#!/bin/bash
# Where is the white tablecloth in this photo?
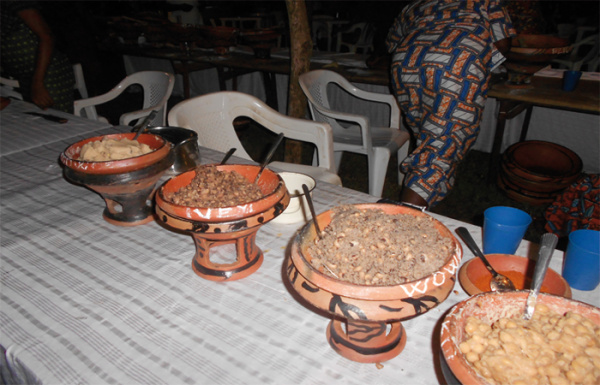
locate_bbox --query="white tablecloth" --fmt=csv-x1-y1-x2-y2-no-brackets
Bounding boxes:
0,100,112,157
1,105,598,384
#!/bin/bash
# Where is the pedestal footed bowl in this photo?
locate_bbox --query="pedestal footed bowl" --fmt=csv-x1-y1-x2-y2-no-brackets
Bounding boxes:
155,164,289,282
286,203,462,363
60,132,173,226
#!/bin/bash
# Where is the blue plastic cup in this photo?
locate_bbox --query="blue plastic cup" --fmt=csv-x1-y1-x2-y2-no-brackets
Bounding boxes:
562,70,582,92
562,229,600,291
483,206,532,255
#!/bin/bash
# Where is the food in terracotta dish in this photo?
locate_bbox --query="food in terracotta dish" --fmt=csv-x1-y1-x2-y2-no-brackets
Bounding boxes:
460,303,600,385
79,137,153,161
165,165,264,207
306,205,453,285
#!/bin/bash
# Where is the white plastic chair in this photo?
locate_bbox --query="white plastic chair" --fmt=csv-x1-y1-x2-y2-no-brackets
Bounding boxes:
553,31,600,72
74,71,174,126
299,69,410,197
336,22,375,54
168,91,342,186
0,63,88,102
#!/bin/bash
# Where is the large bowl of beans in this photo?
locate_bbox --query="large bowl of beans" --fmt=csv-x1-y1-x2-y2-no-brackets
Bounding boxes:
286,203,462,363
441,291,600,385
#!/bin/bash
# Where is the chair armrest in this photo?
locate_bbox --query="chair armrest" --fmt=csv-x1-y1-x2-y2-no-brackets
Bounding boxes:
332,79,402,128
308,102,373,152
120,107,164,127
73,85,128,120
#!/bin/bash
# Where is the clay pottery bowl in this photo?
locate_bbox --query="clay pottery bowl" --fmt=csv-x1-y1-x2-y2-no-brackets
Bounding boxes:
498,140,582,205
503,34,571,85
286,203,463,363
506,34,572,63
459,254,571,297
197,26,239,52
240,28,281,59
440,291,600,385
60,132,173,226
155,164,289,281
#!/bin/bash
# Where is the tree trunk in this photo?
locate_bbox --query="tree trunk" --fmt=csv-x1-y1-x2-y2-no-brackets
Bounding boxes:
284,0,312,163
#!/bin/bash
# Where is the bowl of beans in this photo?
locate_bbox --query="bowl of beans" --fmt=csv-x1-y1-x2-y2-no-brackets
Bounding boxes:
459,254,572,298
155,164,289,281
60,133,173,226
286,203,462,363
440,291,600,385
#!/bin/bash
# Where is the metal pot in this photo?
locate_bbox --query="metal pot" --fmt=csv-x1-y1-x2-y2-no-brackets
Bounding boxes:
146,126,200,175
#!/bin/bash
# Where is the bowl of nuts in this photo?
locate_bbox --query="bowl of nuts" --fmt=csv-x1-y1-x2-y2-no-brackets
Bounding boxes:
60,133,173,226
155,164,289,281
286,203,462,363
440,291,600,385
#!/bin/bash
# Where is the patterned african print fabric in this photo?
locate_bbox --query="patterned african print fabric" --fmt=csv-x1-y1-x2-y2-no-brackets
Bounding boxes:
386,0,515,206
545,174,600,237
1,0,74,113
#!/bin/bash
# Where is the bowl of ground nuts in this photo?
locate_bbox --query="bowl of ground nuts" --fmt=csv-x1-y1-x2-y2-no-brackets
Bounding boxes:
155,164,289,281
440,291,600,385
286,203,462,363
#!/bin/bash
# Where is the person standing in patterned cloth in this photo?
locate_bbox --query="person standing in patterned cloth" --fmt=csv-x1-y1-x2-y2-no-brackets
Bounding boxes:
386,0,516,208
1,0,75,113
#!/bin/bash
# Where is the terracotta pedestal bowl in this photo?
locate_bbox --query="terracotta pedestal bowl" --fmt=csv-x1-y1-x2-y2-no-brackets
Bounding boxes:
286,203,462,363
60,133,173,226
155,164,289,282
441,291,600,385
503,34,572,86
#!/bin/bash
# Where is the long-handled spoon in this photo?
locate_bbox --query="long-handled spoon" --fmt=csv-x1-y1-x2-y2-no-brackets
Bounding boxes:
220,148,236,165
254,133,284,183
302,183,337,278
523,233,558,320
302,183,321,238
456,227,516,291
132,110,158,140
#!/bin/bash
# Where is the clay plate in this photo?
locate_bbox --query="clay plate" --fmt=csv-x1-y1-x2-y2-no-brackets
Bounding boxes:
459,254,571,298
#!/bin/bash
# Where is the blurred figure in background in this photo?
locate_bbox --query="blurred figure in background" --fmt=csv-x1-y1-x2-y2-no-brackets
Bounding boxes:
1,0,74,112
386,0,516,208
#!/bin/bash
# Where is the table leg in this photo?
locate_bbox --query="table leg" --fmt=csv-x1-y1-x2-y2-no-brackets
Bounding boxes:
488,100,531,183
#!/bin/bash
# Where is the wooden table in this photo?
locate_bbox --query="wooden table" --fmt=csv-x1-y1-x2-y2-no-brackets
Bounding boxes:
487,75,600,182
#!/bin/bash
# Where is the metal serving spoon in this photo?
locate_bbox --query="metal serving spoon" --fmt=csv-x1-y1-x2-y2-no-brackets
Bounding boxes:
456,227,516,291
220,148,236,165
132,110,158,140
254,133,284,183
523,233,558,320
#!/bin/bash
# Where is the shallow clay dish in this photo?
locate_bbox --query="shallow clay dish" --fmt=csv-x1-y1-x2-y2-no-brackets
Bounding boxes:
459,254,571,298
440,291,600,385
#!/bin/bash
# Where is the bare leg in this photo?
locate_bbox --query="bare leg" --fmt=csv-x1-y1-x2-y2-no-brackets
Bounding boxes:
400,186,428,209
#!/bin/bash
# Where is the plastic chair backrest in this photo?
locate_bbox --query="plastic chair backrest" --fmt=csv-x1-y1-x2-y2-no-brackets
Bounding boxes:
337,22,375,53
168,91,335,172
298,69,355,133
74,71,174,126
